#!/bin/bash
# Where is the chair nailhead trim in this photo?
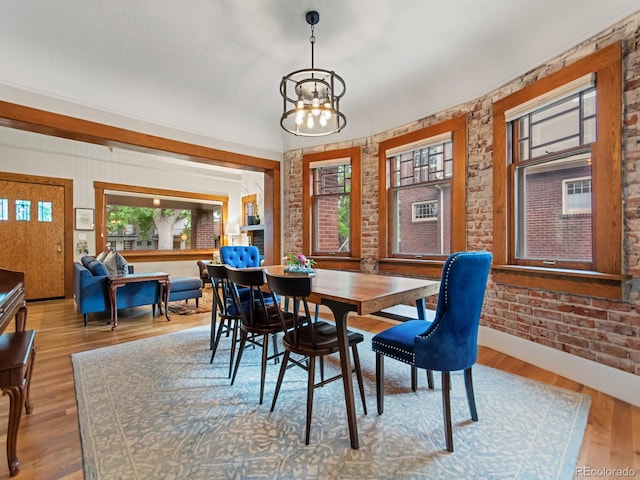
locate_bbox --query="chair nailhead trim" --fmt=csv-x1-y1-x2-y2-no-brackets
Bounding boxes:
372,340,415,365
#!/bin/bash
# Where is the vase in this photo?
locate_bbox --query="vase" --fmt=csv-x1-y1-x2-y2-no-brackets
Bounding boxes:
284,265,315,275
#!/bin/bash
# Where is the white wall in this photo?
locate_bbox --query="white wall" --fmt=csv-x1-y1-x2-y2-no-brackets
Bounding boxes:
0,126,248,276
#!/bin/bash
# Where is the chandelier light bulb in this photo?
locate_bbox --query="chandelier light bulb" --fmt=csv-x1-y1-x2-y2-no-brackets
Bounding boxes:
306,113,315,129
319,114,328,127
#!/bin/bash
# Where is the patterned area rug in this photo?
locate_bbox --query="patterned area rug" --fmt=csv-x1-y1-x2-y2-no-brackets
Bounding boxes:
167,302,212,315
72,326,590,480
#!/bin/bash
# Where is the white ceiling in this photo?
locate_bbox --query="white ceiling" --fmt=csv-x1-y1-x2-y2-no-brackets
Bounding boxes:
1,1,638,158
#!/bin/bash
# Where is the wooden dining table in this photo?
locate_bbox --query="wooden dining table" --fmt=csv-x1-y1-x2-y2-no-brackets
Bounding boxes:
265,266,440,449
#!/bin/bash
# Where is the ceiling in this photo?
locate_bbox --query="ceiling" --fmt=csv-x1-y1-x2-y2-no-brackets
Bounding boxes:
1,1,638,158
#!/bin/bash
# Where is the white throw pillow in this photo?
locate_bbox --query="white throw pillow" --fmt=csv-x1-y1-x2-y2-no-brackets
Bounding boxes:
103,251,129,275
102,251,118,275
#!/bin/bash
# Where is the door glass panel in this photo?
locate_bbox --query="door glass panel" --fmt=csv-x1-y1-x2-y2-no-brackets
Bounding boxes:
38,201,53,222
16,200,30,221
0,198,7,221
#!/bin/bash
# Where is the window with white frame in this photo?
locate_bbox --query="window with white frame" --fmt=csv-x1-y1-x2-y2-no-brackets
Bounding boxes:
412,201,438,222
563,176,592,215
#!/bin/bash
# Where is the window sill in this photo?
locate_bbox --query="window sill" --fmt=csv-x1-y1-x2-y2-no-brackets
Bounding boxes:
119,249,215,263
311,256,362,271
377,258,445,278
491,264,630,300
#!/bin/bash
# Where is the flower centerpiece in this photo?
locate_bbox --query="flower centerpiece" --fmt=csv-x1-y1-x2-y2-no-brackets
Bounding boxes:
284,253,316,274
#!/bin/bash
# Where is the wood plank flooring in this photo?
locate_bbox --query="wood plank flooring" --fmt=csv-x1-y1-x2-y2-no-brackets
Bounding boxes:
0,292,637,479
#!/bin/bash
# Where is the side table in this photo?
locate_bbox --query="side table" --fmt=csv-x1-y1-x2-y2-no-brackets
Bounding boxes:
107,273,171,331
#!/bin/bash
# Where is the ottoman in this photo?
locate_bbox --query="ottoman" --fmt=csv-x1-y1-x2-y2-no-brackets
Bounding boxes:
167,276,203,306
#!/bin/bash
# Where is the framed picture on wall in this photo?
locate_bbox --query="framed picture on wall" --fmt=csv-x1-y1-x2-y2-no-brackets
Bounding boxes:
75,208,94,231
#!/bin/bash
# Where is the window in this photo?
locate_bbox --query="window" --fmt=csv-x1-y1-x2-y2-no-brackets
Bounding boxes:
16,200,30,221
492,42,625,299
95,181,229,259
413,201,438,222
378,116,467,275
314,162,351,253
38,201,53,222
563,176,591,215
0,199,7,221
511,82,595,265
389,136,453,256
302,147,361,267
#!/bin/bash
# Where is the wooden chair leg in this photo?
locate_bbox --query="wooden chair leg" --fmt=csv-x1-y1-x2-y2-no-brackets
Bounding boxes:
230,330,248,386
351,345,367,415
411,366,418,391
442,371,454,452
228,319,240,379
376,353,384,415
305,356,316,445
464,367,478,421
270,351,290,412
209,301,218,350
259,333,270,405
210,316,226,364
427,369,434,390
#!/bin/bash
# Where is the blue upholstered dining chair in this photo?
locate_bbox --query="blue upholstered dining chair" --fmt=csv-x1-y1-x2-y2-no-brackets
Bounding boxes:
220,245,261,268
371,251,492,452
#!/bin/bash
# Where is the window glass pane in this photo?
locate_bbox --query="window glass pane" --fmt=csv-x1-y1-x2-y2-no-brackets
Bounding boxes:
393,183,451,255
38,201,53,222
583,90,596,116
391,141,452,188
515,155,592,262
517,88,596,162
314,194,350,253
583,117,596,144
531,109,580,151
16,200,30,221
106,199,223,251
314,164,351,194
0,198,7,221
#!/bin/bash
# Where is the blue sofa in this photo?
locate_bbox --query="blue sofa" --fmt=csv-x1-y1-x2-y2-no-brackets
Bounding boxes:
73,256,160,326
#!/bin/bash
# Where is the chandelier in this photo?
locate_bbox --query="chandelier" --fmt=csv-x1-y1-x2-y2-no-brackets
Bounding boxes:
280,11,346,137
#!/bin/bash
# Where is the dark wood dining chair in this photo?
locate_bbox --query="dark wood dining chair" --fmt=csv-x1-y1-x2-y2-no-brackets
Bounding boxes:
226,266,288,405
206,263,243,378
372,251,492,452
266,272,367,445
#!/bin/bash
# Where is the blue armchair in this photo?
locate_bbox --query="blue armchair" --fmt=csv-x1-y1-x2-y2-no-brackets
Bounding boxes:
372,251,492,452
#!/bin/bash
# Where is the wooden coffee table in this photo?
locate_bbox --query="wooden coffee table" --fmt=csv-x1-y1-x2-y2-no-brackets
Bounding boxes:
107,272,170,331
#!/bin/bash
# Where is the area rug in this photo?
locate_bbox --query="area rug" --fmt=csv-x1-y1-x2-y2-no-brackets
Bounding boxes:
72,326,590,480
167,302,212,315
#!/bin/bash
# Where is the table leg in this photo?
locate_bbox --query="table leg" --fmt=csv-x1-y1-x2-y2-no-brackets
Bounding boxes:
163,280,171,321
108,284,119,331
322,298,359,450
3,385,25,477
15,305,27,331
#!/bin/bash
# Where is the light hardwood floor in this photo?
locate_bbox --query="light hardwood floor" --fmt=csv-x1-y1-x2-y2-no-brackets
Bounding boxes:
0,293,638,479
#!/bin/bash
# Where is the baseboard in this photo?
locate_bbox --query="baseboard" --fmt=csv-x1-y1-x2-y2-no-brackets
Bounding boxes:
478,326,640,407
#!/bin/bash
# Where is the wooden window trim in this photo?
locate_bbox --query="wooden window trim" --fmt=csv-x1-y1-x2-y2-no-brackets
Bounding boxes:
377,115,467,274
492,41,629,299
95,181,229,263
302,147,362,268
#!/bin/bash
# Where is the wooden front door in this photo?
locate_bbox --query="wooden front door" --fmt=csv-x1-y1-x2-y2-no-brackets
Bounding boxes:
0,179,66,299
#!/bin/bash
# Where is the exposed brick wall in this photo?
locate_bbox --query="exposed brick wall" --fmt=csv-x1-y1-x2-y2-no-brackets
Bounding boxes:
283,11,640,376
